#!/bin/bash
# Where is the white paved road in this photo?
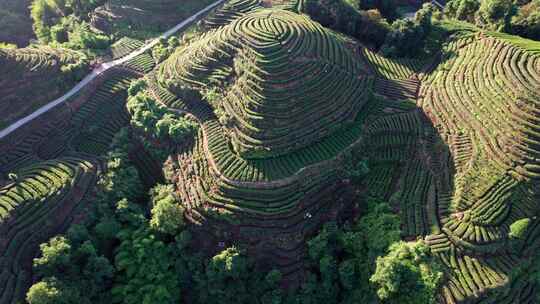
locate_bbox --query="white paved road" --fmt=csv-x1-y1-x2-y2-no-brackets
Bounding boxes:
0,0,224,140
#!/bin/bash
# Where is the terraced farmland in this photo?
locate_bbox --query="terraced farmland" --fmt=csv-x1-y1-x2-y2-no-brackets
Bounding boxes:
415,33,540,303
148,9,371,280
159,10,369,159
91,0,217,39
1,1,540,303
0,46,88,129
203,0,303,28
0,157,98,303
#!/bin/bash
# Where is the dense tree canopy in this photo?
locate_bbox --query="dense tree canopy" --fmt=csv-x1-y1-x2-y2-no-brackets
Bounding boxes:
445,0,539,40
126,88,198,144
31,0,109,49
371,241,443,304
286,199,403,303
149,184,185,235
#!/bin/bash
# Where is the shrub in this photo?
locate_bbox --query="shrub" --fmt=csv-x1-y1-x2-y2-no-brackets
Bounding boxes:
509,218,531,239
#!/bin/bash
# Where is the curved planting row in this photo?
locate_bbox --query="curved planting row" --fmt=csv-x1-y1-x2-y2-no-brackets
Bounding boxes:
70,69,138,156
0,157,97,304
0,46,86,75
361,47,426,79
204,0,304,29
204,0,262,28
159,9,369,158
420,34,540,176
110,37,144,59
0,120,69,174
122,52,155,74
148,75,368,184
416,33,540,303
169,123,355,283
0,46,89,129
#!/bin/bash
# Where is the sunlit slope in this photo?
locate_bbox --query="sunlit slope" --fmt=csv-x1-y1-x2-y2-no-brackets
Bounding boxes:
204,0,303,28
158,9,369,158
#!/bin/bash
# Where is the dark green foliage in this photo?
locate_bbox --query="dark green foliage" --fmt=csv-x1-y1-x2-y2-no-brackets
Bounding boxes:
445,0,481,22
445,0,540,40
358,0,398,21
378,4,435,58
193,247,283,304
476,0,516,30
302,0,390,47
127,89,198,144
289,199,401,303
30,235,114,304
112,226,181,304
382,18,428,58
152,37,180,63
26,278,82,304
149,184,185,235
31,0,110,50
370,241,443,304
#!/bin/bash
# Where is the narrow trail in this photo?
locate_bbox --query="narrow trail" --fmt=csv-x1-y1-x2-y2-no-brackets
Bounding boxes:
0,0,225,140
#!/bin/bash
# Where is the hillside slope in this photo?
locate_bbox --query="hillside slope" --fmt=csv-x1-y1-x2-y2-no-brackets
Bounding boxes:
158,9,368,158
90,0,217,39
416,32,540,302
142,8,372,280
0,0,34,46
0,46,89,129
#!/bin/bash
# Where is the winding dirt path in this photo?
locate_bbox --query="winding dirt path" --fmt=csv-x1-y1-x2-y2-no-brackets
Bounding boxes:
0,0,224,140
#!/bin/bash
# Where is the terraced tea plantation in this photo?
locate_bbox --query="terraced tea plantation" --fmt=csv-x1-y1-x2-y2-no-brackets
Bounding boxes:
0,157,97,303
0,46,89,129
1,0,540,303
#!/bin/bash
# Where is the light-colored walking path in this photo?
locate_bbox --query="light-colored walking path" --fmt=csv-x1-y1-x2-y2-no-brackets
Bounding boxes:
0,0,224,140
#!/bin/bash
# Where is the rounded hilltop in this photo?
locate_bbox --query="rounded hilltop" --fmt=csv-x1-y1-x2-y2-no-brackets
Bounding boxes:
158,9,369,159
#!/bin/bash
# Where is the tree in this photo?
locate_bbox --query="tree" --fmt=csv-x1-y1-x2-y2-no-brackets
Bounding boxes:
26,278,80,304
292,199,401,303
30,235,114,303
509,218,531,239
127,91,198,143
99,156,143,202
370,241,443,304
112,226,181,304
198,246,255,303
510,0,540,40
358,0,398,21
476,0,516,30
381,19,426,58
150,184,185,235
445,0,481,22
302,0,391,48
33,237,72,278
415,3,435,33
